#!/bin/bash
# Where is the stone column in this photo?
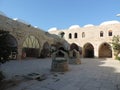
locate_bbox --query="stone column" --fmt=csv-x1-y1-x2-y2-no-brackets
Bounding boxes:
17,41,23,60
94,43,99,58
17,47,22,60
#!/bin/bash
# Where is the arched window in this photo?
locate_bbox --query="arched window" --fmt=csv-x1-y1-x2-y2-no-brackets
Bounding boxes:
23,35,39,48
74,33,77,38
100,31,103,37
69,33,72,39
22,35,40,57
82,32,85,38
108,30,112,36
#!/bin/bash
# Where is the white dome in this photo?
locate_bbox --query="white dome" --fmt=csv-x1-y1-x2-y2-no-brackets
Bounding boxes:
83,24,94,27
48,27,57,32
69,25,80,29
100,20,120,26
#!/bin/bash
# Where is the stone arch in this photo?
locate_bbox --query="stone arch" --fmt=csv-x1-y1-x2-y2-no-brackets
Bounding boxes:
54,42,67,57
43,42,50,50
99,42,112,58
0,32,18,60
22,35,40,58
70,43,79,51
83,43,94,58
57,47,66,57
40,42,50,58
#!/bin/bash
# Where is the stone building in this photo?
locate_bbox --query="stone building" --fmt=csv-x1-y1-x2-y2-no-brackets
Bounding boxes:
0,14,66,60
1,13,120,60
49,22,120,58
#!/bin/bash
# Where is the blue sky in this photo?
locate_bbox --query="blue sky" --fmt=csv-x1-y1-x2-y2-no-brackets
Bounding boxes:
0,0,120,31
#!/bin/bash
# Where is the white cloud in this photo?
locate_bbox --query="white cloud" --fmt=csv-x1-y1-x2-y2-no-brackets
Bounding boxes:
34,26,38,28
69,25,80,29
48,27,57,32
100,20,120,26
83,24,94,27
13,18,18,21
116,14,120,17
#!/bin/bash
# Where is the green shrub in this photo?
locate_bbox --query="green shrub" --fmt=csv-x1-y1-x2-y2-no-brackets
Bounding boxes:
115,56,120,60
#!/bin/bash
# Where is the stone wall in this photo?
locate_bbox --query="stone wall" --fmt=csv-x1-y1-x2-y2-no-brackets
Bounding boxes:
49,24,120,58
0,15,56,59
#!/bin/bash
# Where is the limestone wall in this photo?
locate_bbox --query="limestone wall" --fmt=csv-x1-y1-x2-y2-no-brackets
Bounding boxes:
49,24,120,58
0,15,55,59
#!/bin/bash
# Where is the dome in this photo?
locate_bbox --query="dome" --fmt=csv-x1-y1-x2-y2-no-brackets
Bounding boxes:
100,20,120,26
69,25,80,29
83,24,94,27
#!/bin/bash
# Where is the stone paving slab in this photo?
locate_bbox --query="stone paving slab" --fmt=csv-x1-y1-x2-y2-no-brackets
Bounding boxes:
1,58,120,90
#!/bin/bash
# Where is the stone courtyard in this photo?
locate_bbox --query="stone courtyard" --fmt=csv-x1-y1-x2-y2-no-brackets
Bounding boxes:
1,58,120,90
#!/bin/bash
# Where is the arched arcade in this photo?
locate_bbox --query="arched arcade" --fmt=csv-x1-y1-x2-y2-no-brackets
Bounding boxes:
83,43,94,58
99,42,112,58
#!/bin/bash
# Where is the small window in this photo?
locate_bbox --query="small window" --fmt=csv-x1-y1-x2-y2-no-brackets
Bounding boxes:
82,32,85,38
108,30,112,36
100,31,103,37
59,32,65,38
69,33,72,39
74,33,77,38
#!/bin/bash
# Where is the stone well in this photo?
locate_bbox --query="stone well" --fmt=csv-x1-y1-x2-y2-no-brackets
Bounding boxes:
69,49,81,64
51,50,69,72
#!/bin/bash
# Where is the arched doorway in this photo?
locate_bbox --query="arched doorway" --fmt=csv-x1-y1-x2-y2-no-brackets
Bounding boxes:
83,43,94,58
99,42,112,58
40,42,50,58
70,43,82,56
22,35,40,58
0,32,18,60
70,43,79,51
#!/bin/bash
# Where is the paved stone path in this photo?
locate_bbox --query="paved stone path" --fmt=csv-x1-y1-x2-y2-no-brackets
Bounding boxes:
1,58,120,90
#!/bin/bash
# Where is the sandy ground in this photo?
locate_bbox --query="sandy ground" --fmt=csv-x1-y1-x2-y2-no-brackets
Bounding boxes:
1,58,120,90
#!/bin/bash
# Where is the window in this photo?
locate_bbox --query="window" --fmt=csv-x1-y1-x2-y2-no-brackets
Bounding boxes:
23,35,39,48
74,33,77,38
59,32,65,38
100,31,103,37
69,33,72,39
108,30,112,36
82,32,85,38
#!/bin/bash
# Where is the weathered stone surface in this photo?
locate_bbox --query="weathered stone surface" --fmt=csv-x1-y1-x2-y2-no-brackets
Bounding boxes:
51,59,68,72
49,23,120,58
0,15,66,60
51,50,69,72
24,73,46,81
69,49,81,64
